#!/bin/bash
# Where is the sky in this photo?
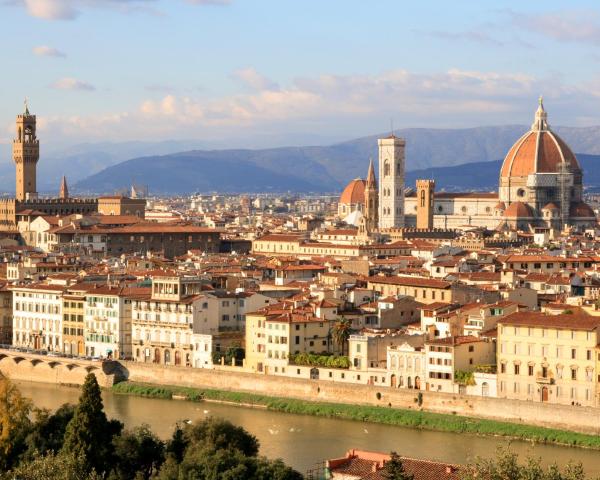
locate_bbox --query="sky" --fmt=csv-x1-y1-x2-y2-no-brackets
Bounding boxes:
2,0,600,149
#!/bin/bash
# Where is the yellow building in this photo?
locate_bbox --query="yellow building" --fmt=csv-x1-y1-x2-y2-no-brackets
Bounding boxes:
367,276,453,304
245,305,335,374
497,312,599,406
62,289,86,356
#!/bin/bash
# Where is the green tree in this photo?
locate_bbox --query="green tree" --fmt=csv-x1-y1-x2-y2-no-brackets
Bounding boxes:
332,317,352,355
1,451,102,480
110,425,165,480
382,452,414,480
61,373,123,475
184,417,259,457
462,447,587,480
22,403,75,461
0,375,33,470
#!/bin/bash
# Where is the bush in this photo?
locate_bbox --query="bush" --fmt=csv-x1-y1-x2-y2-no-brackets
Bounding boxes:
289,353,350,369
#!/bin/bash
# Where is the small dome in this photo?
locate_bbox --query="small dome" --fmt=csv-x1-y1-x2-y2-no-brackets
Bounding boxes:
500,100,581,179
542,202,559,210
339,178,366,205
494,201,506,210
569,202,596,218
504,202,535,218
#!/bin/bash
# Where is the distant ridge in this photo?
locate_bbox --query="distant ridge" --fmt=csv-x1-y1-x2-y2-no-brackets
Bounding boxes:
72,125,600,195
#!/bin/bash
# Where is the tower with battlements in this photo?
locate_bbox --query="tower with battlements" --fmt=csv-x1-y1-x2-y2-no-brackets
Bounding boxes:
416,179,435,229
13,101,39,201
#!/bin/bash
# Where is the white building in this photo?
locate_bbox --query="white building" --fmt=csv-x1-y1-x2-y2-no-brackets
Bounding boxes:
84,285,135,359
12,284,64,352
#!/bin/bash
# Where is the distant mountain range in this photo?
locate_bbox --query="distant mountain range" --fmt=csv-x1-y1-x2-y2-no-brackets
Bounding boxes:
74,125,600,195
3,124,600,195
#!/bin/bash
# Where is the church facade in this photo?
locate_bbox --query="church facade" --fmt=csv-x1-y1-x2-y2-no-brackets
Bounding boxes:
338,100,597,232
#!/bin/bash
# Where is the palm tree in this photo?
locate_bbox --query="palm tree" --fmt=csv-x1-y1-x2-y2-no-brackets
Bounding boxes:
332,317,352,356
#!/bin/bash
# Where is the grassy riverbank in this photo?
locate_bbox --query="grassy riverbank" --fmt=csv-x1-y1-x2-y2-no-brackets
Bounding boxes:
111,381,600,449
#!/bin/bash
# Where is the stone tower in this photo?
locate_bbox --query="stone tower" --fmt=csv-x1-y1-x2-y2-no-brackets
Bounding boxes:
363,158,378,232
378,135,405,229
13,101,39,201
416,179,435,229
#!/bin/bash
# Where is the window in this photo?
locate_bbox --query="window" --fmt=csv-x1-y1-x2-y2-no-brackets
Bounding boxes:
528,365,534,376
571,368,578,381
500,363,506,374
468,345,474,352
514,364,520,375
571,348,577,360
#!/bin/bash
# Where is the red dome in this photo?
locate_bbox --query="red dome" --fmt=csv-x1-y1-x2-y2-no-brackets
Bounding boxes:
504,202,535,218
500,101,581,179
569,202,596,218
339,178,366,205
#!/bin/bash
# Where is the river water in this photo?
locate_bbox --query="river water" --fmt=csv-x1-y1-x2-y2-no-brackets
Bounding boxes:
14,381,600,476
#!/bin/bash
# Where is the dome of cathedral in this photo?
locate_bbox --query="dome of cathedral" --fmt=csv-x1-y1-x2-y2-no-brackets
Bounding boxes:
500,99,581,179
503,201,535,218
339,178,366,205
569,202,596,218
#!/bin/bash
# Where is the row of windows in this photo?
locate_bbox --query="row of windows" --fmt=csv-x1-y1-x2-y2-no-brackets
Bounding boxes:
499,382,592,401
501,325,594,340
500,341,593,359
500,362,594,381
14,302,60,314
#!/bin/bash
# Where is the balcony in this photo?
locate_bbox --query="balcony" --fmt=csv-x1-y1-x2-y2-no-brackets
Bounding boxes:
536,370,554,384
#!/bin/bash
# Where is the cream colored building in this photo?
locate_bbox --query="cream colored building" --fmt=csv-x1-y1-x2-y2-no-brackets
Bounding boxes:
84,285,135,359
497,312,599,406
131,275,203,366
11,284,65,352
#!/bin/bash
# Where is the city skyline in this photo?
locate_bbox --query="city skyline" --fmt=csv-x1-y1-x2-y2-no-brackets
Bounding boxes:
2,0,600,149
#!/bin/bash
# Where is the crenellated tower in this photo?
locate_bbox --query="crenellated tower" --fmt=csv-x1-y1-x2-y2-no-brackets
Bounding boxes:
13,101,39,201
416,179,435,229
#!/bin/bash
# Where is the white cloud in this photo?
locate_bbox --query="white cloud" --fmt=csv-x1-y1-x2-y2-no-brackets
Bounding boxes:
17,67,600,144
15,0,229,20
23,0,78,19
232,68,279,91
33,45,66,57
50,77,96,91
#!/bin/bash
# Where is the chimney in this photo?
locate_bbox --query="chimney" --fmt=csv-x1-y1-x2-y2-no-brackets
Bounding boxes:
446,466,454,474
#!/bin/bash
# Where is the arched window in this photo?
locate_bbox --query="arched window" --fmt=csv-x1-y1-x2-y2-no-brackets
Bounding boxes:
384,160,390,177
420,190,426,207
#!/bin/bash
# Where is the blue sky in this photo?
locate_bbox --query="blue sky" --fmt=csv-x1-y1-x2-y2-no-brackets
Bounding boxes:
2,0,600,148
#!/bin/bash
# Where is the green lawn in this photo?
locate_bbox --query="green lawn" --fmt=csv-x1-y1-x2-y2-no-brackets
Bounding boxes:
111,381,600,449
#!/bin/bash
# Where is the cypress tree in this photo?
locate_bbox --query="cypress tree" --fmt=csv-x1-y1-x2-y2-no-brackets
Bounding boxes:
61,373,119,475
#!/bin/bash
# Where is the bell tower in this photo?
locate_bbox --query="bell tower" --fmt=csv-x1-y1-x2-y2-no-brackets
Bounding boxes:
416,179,435,229
378,135,405,229
13,100,39,201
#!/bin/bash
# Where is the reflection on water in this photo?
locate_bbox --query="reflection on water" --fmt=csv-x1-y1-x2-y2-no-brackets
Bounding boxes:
14,380,600,475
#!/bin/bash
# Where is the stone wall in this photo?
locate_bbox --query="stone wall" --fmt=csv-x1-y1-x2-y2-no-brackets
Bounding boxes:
121,361,600,435
1,348,598,435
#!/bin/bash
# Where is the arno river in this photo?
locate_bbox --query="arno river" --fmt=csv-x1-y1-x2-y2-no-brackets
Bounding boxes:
15,381,600,476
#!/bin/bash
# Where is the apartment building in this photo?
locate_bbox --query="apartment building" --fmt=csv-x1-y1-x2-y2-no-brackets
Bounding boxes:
12,283,65,351
367,276,453,305
84,285,140,359
131,275,203,366
425,336,496,393
245,305,335,374
386,336,426,389
497,312,600,406
62,287,86,356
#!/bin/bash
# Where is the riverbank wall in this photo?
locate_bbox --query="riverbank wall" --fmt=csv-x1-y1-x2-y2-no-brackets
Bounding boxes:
2,349,599,435
120,361,600,435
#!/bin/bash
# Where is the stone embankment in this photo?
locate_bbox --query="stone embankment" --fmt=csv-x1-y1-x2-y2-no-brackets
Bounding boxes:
1,348,599,435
